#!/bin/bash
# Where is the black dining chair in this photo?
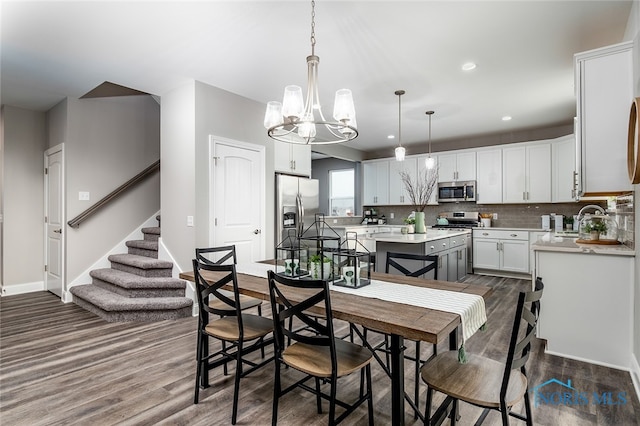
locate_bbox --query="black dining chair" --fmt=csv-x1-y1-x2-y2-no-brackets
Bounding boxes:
196,246,266,365
192,259,273,425
387,251,439,414
267,270,374,426
363,251,439,417
420,277,544,425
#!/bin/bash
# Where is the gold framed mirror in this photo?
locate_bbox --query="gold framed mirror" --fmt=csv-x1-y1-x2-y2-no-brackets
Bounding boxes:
627,97,640,184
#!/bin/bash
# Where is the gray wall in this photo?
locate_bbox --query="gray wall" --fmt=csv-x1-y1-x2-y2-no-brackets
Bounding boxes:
626,0,640,379
311,157,362,216
160,80,275,272
1,106,46,288
42,96,161,296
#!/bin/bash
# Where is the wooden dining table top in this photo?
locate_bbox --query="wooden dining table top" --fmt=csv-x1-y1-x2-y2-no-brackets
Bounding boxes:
179,268,492,345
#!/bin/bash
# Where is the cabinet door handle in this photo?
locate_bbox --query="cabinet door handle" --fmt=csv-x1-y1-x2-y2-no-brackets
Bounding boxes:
458,250,462,260
497,242,500,251
510,234,518,237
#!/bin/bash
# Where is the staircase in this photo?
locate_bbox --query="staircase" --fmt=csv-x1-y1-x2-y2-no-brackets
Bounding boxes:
70,221,192,322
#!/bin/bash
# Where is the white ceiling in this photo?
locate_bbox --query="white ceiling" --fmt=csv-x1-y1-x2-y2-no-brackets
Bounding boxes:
1,1,633,154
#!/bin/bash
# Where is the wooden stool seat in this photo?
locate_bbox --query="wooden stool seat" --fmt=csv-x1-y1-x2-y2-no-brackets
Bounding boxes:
283,338,373,378
205,314,273,341
421,351,527,408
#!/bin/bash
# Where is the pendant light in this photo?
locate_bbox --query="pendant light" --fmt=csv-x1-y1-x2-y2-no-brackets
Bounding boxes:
425,110,436,169
263,0,357,145
394,90,406,161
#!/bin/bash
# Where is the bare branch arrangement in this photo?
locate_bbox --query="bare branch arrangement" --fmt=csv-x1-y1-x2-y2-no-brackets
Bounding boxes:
399,167,439,212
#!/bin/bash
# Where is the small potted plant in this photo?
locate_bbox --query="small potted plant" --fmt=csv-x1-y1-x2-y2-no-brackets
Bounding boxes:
309,254,332,279
584,221,607,240
563,216,574,230
403,217,416,234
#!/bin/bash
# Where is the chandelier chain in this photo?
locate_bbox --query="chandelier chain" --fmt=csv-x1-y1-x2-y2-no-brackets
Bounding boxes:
310,0,316,54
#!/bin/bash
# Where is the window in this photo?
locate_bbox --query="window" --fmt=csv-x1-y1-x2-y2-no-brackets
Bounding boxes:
329,169,355,216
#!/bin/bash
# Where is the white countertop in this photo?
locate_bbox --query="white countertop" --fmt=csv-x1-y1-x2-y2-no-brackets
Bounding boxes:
531,232,635,256
370,229,470,244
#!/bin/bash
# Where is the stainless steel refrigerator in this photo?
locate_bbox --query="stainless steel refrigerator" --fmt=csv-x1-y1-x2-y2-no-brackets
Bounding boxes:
275,174,320,247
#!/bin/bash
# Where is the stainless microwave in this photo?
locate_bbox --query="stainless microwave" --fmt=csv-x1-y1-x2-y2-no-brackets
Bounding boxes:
437,180,476,202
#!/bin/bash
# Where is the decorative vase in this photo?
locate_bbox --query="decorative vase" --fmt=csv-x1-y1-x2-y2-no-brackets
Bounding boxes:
407,224,415,234
414,211,426,234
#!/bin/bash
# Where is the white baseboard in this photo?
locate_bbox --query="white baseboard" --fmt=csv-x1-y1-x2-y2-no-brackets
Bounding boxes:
544,349,630,372
67,211,161,293
157,237,197,317
631,353,640,404
1,281,45,296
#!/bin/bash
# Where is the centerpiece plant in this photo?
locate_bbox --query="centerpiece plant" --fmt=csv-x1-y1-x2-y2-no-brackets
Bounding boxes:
399,167,439,233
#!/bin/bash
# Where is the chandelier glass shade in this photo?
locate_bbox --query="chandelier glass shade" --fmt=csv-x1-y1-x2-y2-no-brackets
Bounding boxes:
263,1,357,145
394,90,406,161
425,110,436,169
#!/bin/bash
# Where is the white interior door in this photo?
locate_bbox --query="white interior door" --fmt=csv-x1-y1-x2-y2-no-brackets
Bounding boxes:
45,145,64,298
211,138,265,265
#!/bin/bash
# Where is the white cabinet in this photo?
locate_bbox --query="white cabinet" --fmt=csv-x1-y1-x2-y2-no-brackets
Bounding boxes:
388,157,416,205
502,142,551,203
416,154,439,205
274,141,311,176
438,151,476,182
475,148,502,204
552,135,578,203
362,160,389,205
575,42,633,196
473,229,529,274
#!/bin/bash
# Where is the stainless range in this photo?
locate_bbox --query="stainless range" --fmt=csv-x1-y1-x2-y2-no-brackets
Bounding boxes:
432,212,479,274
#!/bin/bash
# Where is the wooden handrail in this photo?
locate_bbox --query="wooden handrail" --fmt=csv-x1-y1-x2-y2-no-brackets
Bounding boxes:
67,160,160,228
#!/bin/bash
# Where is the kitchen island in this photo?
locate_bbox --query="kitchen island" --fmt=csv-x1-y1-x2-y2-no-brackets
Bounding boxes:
532,234,634,370
370,229,471,282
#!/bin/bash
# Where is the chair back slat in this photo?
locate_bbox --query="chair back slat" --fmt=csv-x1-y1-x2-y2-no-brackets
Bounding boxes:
192,259,244,322
268,271,337,372
196,245,237,266
385,252,438,279
500,277,544,401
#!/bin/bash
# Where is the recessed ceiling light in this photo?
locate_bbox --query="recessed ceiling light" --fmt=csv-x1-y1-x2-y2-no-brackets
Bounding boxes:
502,116,512,121
388,135,395,139
461,62,477,71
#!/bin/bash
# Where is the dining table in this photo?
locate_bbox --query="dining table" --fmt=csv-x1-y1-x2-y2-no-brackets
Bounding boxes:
180,265,492,426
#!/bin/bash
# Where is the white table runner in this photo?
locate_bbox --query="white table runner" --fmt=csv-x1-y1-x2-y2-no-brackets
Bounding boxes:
236,263,486,344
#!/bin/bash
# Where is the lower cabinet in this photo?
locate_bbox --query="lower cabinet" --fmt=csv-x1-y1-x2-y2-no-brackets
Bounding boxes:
447,234,468,282
473,230,529,274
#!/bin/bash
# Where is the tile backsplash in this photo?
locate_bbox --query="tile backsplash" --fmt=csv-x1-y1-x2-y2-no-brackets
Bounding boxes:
365,201,608,229
612,193,634,249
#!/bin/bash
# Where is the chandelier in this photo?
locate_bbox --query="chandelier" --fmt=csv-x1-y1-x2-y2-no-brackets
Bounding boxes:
425,110,436,169
263,0,357,145
394,90,406,161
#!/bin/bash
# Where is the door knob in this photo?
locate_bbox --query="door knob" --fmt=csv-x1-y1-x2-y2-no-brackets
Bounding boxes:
53,229,62,234
253,229,261,235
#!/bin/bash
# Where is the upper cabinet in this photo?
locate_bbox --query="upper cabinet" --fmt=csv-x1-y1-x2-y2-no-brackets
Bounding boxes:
438,151,476,182
476,148,502,204
552,135,578,203
502,142,551,203
575,42,633,196
362,160,389,205
416,154,439,205
274,141,311,176
388,157,417,205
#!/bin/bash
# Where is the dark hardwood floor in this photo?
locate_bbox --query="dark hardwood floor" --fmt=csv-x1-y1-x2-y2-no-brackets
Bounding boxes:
1,275,638,425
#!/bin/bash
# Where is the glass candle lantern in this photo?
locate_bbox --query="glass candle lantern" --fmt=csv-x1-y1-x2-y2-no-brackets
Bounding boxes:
300,213,341,280
331,232,371,288
275,229,308,277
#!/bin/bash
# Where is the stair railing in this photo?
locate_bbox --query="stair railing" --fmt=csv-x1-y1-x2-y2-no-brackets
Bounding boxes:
67,160,160,228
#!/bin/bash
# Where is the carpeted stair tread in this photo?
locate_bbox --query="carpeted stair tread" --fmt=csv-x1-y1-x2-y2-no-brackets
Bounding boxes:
125,240,158,251
108,254,172,270
71,285,192,311
90,268,185,289
142,227,160,235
